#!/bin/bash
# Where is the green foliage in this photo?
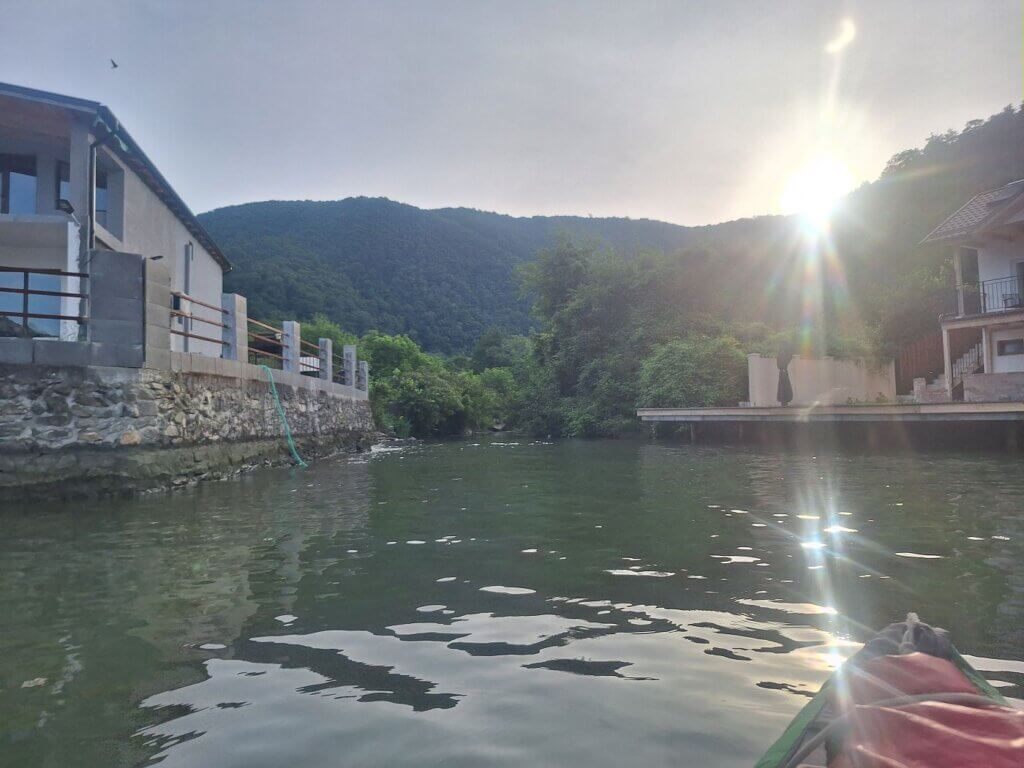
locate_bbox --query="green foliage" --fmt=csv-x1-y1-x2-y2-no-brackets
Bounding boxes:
637,337,747,408
300,314,358,349
205,105,1024,438
354,330,509,438
471,327,532,372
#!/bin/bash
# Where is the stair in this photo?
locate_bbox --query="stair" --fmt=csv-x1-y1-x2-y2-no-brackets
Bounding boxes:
950,342,984,400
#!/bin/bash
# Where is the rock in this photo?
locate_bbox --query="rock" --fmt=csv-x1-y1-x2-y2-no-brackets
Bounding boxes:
119,430,142,446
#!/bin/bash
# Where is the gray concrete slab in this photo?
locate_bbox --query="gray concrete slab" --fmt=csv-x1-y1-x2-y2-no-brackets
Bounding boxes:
32,339,92,367
90,342,144,368
92,318,144,346
0,338,33,364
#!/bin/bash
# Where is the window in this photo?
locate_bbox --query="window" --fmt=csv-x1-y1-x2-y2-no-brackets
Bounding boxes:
1,154,37,214
997,338,1024,356
95,168,108,228
55,161,108,227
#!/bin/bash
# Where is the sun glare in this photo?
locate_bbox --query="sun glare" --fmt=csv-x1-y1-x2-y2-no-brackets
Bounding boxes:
781,154,855,234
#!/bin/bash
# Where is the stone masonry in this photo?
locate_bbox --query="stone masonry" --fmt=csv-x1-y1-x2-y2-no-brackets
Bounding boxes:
0,364,374,498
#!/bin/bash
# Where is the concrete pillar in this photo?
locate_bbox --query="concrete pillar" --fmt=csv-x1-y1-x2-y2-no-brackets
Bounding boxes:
942,325,953,401
952,248,964,316
221,293,247,362
358,360,369,391
142,256,171,369
319,338,333,381
68,117,92,268
282,320,301,373
981,325,991,374
342,344,356,386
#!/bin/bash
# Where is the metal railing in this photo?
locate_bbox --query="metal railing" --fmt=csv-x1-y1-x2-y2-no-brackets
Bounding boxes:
297,336,322,375
951,341,983,392
170,290,227,349
247,317,285,368
948,276,1024,317
0,266,88,339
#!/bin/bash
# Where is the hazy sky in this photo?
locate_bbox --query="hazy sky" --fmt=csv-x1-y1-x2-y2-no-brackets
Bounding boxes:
1,1,1018,225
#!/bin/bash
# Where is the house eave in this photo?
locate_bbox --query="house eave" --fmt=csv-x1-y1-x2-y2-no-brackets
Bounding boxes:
0,81,231,273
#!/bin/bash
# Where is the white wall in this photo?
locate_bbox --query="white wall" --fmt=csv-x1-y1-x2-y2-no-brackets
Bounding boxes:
990,325,1024,373
97,149,224,357
978,240,1024,284
747,354,896,406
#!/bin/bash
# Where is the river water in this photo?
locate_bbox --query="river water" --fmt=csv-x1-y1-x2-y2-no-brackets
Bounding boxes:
2,439,1023,767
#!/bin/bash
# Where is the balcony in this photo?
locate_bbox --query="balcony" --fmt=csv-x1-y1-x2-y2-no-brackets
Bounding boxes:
945,275,1024,319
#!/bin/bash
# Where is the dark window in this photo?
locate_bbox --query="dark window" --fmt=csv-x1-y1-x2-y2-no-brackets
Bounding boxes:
0,154,37,214
95,168,108,228
55,161,107,227
56,161,70,208
997,339,1024,356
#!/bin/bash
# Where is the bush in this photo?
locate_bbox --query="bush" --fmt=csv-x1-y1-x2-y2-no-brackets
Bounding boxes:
637,336,747,408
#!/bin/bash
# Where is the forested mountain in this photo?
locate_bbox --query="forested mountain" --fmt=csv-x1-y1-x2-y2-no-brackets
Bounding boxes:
200,104,1024,357
199,197,789,353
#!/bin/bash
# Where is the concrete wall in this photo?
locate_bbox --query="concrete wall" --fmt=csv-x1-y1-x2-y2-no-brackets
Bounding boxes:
964,372,1024,403
978,240,1024,285
748,354,896,406
96,149,223,357
0,362,375,498
990,325,1024,373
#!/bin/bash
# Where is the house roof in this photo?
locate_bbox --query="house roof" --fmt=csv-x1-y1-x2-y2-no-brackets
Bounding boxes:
921,179,1024,245
0,81,230,272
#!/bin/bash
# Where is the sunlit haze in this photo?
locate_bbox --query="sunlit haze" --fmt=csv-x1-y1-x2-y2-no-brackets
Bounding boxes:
0,1,1018,224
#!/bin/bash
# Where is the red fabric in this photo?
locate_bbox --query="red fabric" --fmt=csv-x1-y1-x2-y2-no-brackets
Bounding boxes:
828,653,1024,768
841,652,978,706
830,701,1024,768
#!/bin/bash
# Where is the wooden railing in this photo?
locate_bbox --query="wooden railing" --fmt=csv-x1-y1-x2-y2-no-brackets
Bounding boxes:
170,290,227,348
0,266,88,337
247,317,285,367
298,336,321,375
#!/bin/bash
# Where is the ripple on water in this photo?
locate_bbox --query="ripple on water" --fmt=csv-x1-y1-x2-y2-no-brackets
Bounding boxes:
604,569,675,578
894,552,944,559
479,585,536,595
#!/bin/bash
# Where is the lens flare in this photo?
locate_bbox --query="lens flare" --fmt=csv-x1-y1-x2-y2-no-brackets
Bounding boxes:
825,18,857,55
781,153,855,235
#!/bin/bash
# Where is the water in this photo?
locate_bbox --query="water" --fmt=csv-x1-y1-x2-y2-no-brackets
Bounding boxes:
2,439,1023,767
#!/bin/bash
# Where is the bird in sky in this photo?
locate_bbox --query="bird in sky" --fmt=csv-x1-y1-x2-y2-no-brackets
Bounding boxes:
110,59,118,69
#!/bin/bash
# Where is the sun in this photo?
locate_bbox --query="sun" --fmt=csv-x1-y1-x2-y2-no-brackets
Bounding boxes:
781,154,855,234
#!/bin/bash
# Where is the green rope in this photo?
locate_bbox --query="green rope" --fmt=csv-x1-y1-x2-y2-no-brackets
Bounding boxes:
260,365,308,468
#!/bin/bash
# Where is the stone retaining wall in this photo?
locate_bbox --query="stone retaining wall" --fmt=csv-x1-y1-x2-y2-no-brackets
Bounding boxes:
0,363,375,498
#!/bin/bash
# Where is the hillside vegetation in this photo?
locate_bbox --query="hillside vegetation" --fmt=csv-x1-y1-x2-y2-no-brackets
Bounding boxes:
200,197,789,353
204,104,1024,437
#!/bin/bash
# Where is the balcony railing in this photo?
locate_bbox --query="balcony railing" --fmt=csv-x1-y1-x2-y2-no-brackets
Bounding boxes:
0,266,88,340
947,275,1024,318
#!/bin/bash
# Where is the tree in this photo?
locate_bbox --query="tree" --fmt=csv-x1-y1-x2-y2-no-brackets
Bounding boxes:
637,337,747,408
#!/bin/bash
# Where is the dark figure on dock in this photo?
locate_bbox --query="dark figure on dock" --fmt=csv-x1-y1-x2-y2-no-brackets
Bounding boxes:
777,343,794,406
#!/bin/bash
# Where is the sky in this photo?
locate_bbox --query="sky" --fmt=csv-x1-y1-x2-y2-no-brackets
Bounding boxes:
1,0,1019,225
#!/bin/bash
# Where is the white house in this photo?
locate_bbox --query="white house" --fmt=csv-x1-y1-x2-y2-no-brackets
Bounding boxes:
922,180,1024,401
0,81,229,356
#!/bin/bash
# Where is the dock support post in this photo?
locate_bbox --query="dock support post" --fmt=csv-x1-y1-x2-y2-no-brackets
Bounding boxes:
319,337,333,381
282,320,301,373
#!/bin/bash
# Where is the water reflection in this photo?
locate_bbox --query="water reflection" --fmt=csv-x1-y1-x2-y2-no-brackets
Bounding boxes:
1,439,1022,767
